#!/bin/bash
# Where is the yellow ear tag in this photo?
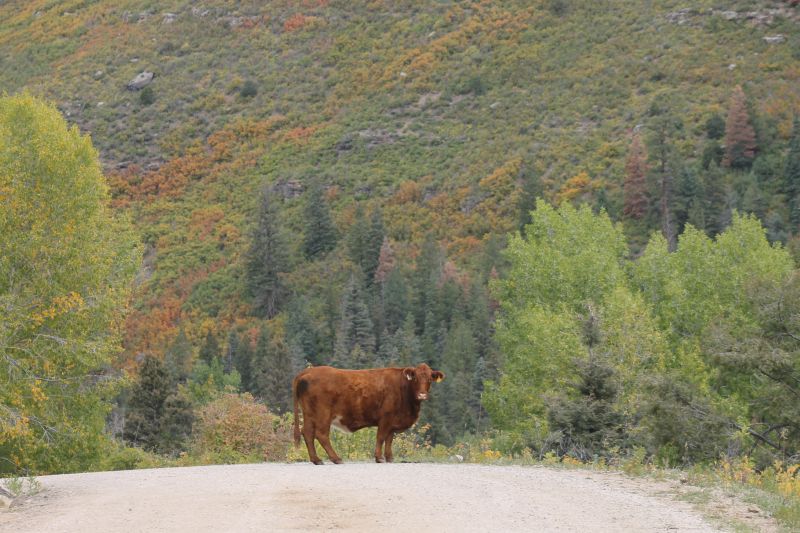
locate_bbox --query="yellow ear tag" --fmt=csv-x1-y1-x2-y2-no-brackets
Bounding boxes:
435,377,443,383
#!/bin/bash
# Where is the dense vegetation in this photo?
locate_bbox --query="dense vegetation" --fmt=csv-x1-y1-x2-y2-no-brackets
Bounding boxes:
1,0,800,485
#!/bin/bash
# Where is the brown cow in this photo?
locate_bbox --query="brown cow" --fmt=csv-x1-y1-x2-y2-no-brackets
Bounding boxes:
292,363,445,464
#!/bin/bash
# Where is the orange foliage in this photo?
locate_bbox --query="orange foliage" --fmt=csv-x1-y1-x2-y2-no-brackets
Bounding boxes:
392,180,423,204
284,13,309,32
284,125,319,143
555,171,604,205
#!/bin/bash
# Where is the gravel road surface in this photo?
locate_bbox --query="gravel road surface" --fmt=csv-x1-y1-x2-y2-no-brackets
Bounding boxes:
0,463,728,532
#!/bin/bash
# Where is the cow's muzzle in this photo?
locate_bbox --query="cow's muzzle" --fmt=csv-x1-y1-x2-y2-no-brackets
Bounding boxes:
417,392,429,400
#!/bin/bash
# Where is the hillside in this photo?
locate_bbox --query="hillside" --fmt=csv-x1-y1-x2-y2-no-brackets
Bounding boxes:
2,0,800,460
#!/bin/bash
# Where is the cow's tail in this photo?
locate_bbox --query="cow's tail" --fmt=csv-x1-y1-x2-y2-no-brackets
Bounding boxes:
292,376,302,447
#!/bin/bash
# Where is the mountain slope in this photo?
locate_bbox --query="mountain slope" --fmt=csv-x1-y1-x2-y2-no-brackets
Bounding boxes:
1,0,799,363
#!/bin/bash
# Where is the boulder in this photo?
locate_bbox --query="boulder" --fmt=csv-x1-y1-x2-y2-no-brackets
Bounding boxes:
763,35,785,44
127,71,154,91
720,10,739,20
162,13,177,24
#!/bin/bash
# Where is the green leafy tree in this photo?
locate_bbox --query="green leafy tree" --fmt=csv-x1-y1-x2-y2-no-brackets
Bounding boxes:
245,187,289,319
0,94,140,474
303,180,337,259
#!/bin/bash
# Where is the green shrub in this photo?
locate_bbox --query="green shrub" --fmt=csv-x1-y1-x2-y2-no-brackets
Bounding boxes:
139,87,155,106
239,80,258,98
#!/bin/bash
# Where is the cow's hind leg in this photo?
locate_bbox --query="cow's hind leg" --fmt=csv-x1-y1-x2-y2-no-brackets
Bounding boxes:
384,431,395,463
316,425,343,465
302,421,323,465
374,425,391,463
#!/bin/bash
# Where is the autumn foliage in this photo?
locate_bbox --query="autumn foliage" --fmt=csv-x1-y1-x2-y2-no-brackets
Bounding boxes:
723,85,757,169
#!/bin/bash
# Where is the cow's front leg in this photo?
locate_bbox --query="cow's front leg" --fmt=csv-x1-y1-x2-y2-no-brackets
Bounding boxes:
375,425,391,463
384,431,395,463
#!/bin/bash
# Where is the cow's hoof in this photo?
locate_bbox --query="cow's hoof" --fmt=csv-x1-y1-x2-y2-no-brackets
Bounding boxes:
332,458,343,465
311,459,324,465
385,457,394,463
375,457,385,463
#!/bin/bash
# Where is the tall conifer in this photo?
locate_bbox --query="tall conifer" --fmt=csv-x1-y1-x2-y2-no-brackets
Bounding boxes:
722,85,757,169
245,188,289,318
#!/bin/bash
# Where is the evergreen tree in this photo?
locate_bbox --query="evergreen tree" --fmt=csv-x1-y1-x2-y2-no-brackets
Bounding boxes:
159,390,194,455
702,161,729,236
234,332,254,392
303,180,337,259
245,187,289,318
366,209,386,283
414,235,443,329
334,273,376,367
517,164,543,234
381,266,409,334
722,85,757,169
346,206,385,285
623,131,648,220
198,330,220,364
673,167,705,234
646,100,684,250
374,237,396,285
252,326,293,413
251,325,271,398
224,329,238,374
124,356,172,452
286,297,321,366
164,327,193,384
705,113,726,140
784,116,800,228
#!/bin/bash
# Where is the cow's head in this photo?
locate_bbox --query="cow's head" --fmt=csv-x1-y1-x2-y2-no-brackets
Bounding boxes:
403,363,445,401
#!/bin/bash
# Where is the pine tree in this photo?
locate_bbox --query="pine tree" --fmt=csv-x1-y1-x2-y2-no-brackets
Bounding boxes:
164,327,193,384
245,187,289,318
303,180,337,259
251,325,271,398
366,209,385,283
517,164,543,234
374,237,396,285
198,331,220,364
381,267,409,334
124,356,172,452
414,235,443,329
234,332,254,392
673,168,705,234
722,85,757,169
334,274,376,367
623,131,648,220
224,329,238,374
646,101,683,250
703,162,730,236
159,390,194,454
286,297,321,366
784,116,800,228
346,206,385,285
253,326,293,413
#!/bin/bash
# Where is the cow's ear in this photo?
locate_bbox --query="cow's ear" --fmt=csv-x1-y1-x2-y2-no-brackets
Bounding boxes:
403,368,415,381
432,371,445,383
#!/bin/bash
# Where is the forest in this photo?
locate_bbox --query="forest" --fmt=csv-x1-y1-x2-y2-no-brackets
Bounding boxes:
1,1,800,509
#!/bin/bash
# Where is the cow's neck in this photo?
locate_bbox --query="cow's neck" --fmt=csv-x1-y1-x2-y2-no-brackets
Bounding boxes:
402,379,422,420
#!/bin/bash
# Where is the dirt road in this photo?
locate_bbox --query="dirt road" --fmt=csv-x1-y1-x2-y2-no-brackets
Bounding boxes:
0,463,741,532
